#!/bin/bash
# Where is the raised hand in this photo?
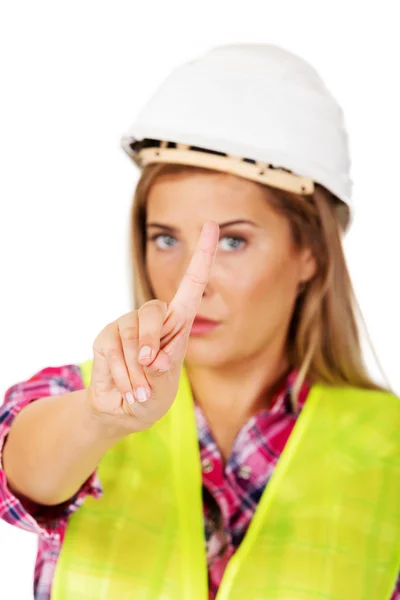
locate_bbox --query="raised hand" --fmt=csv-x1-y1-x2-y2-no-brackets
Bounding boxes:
87,221,219,435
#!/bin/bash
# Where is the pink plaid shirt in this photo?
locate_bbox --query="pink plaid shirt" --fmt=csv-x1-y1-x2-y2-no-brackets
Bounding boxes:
0,363,399,599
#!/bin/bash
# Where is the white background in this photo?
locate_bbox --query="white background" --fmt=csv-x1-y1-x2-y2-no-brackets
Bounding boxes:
1,1,399,598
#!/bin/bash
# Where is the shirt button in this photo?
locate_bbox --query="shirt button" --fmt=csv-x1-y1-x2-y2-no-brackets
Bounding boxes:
238,465,252,479
201,458,214,474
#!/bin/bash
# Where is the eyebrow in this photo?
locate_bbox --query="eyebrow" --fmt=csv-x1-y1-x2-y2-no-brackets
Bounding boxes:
146,219,260,232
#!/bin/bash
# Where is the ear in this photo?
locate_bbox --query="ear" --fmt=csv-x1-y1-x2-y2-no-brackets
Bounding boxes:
298,247,317,284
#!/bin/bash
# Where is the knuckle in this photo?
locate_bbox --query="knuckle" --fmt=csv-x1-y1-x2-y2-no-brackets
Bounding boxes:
185,271,206,286
152,299,168,312
106,348,123,362
93,325,110,348
119,325,139,342
138,304,152,317
115,311,136,322
139,300,166,318
94,320,121,350
104,321,117,333
143,335,159,347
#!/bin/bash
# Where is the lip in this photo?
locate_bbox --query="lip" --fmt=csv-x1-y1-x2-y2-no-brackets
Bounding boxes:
190,316,220,336
193,316,219,325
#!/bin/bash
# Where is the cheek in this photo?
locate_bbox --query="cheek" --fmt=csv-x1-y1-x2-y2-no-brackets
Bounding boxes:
146,250,181,302
225,251,298,317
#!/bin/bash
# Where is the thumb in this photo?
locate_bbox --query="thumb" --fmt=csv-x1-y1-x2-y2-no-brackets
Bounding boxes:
143,331,189,382
142,348,172,381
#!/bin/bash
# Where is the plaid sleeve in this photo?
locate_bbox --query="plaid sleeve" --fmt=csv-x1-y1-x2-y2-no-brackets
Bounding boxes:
0,363,103,536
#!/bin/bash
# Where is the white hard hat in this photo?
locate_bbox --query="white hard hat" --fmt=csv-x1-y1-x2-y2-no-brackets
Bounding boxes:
121,44,353,228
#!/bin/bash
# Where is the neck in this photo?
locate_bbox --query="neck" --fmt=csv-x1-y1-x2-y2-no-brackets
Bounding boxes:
185,342,291,425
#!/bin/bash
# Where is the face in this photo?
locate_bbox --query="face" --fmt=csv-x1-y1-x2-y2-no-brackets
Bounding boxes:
145,170,316,368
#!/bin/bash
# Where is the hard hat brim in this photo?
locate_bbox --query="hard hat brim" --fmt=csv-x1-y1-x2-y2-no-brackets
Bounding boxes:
122,137,315,196
122,137,351,231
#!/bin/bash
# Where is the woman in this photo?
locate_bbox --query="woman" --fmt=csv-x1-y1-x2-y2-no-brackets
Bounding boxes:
1,44,399,599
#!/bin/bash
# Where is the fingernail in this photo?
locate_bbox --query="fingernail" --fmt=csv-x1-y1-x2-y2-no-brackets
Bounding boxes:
139,346,152,361
135,387,148,403
125,391,135,405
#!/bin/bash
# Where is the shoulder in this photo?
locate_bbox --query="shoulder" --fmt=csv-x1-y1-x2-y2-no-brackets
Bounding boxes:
310,384,400,455
312,383,400,405
1,363,85,422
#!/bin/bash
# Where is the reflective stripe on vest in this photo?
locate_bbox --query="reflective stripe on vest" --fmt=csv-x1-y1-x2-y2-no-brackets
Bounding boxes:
51,359,400,599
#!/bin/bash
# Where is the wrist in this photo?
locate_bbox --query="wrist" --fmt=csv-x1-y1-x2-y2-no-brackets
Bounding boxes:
81,389,127,445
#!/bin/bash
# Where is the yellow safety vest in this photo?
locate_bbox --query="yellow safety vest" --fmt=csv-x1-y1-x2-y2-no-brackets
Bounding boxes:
51,359,400,599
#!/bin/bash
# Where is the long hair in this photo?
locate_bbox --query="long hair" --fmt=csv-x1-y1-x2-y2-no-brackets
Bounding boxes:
129,163,390,406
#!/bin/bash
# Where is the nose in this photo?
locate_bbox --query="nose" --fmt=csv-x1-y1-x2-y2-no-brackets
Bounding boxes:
201,284,212,299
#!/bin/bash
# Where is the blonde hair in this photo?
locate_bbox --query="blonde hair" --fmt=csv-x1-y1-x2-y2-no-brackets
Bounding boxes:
129,163,390,407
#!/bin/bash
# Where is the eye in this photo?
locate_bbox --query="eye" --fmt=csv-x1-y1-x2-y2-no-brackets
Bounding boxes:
218,235,247,252
149,233,178,250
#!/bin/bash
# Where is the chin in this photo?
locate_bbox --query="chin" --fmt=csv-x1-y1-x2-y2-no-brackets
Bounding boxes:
185,338,230,368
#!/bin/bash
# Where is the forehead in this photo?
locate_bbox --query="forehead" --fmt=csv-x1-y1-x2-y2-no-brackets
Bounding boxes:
146,170,273,220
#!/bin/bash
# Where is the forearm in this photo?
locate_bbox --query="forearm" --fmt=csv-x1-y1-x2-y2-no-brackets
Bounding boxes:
2,389,123,506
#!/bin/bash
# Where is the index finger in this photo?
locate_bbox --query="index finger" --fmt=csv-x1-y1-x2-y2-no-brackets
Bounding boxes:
169,221,219,318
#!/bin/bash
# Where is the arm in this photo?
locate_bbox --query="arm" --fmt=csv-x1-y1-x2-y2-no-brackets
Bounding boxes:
1,365,110,522
2,386,122,506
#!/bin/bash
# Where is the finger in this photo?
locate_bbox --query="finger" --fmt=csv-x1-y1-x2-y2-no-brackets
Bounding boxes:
137,300,168,366
116,313,151,403
169,221,219,320
159,326,189,371
96,325,139,405
143,348,171,377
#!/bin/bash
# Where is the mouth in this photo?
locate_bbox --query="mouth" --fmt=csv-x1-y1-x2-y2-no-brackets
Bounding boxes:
190,316,221,336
